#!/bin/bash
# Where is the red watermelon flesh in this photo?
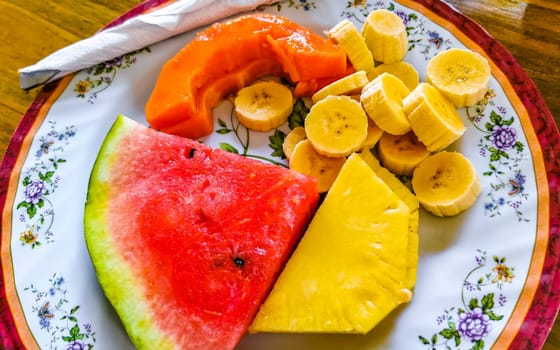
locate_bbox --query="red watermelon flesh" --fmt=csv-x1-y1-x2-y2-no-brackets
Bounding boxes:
84,115,319,349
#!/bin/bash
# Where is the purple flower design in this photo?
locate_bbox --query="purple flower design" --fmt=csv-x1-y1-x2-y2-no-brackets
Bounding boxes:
457,308,492,341
66,340,86,350
39,316,51,329
420,251,512,348
394,9,408,25
475,254,485,266
55,127,77,141
498,294,507,307
511,172,526,193
37,301,54,329
105,56,124,69
18,121,76,246
468,105,528,220
26,274,95,348
24,180,47,204
490,125,516,150
427,30,444,49
510,201,522,209
513,171,526,186
34,292,46,302
464,281,477,292
36,140,54,157
77,47,148,103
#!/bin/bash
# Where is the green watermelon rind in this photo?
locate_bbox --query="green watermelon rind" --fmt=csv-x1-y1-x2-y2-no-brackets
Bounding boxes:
84,115,173,349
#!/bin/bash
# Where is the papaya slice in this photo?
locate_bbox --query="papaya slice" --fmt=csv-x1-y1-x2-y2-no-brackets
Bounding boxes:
145,13,349,139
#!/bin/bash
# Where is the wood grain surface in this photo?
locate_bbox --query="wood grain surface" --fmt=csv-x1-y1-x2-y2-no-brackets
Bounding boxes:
0,0,558,349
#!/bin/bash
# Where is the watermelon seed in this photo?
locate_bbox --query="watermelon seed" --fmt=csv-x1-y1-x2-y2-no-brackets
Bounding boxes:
233,257,245,268
188,148,196,158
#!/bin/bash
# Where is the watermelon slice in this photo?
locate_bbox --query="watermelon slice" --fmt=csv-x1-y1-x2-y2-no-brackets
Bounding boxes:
84,115,319,349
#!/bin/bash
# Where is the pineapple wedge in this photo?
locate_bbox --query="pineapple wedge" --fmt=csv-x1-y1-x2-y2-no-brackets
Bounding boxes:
359,149,419,211
250,153,412,334
359,149,420,289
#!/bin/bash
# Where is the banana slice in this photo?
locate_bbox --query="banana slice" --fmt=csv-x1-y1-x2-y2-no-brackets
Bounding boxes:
358,118,384,151
362,9,408,64
426,48,491,107
369,61,419,90
360,73,411,135
403,83,466,152
412,151,481,217
311,70,369,103
305,95,368,157
234,80,293,131
282,126,306,160
327,19,375,75
289,139,347,193
377,131,431,176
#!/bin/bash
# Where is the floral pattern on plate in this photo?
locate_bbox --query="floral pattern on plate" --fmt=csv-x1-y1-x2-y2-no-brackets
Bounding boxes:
419,250,515,350
73,47,150,104
340,1,453,59
24,274,96,350
2,0,553,349
270,0,317,11
16,121,77,248
466,91,530,221
216,98,310,166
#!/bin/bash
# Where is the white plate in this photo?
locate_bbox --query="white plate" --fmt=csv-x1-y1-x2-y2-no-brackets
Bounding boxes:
2,0,559,349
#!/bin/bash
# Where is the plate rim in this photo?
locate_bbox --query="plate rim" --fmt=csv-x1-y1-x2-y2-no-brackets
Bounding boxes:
0,1,172,347
1,0,559,349
407,2,560,348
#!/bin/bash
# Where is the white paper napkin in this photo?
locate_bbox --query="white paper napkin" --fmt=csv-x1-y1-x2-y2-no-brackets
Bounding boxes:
18,0,277,89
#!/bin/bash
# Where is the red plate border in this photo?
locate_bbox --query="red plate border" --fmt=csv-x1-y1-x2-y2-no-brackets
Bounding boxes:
409,3,560,349
0,1,170,348
1,0,558,349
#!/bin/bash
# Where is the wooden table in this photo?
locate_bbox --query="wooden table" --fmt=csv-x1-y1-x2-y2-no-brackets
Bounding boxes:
0,0,558,348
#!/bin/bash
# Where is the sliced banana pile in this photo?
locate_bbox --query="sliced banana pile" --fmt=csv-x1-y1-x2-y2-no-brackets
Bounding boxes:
232,9,491,217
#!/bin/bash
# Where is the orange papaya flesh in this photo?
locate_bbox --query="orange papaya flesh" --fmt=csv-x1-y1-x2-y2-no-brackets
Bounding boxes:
293,64,356,97
266,35,300,82
157,58,285,139
145,13,349,139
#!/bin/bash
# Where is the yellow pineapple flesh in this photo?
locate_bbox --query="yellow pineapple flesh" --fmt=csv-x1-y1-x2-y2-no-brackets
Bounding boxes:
359,149,420,289
249,153,412,334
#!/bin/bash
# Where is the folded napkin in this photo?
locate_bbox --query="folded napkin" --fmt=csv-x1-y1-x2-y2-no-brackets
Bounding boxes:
19,0,276,89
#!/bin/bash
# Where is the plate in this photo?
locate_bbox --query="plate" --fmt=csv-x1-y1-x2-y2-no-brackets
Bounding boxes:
1,0,559,349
